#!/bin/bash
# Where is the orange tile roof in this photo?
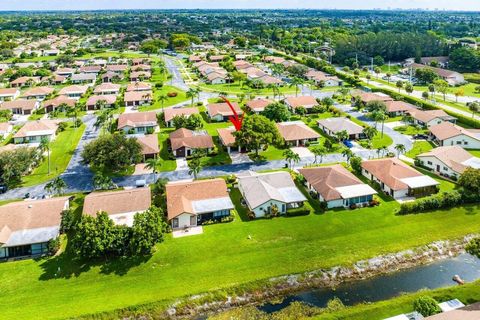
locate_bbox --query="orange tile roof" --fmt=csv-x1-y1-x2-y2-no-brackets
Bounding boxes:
83,188,151,218
361,158,423,191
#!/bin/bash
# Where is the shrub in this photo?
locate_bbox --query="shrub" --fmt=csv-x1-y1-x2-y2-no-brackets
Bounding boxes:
48,237,60,255
413,296,441,316
396,190,464,215
57,122,68,132
167,92,177,97
155,81,164,88
60,209,76,233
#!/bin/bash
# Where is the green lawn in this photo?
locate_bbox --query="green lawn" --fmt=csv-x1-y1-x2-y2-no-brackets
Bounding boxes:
359,132,393,149
198,81,297,96
138,85,189,112
394,125,429,136
467,149,480,158
405,141,435,158
157,130,177,172
21,123,86,187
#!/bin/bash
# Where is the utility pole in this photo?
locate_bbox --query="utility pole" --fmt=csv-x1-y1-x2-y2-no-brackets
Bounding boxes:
371,57,374,71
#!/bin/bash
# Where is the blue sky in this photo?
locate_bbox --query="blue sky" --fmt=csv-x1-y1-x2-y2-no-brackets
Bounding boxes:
0,0,479,11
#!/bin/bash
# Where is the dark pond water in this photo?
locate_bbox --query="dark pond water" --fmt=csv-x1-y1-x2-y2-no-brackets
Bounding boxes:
259,253,480,313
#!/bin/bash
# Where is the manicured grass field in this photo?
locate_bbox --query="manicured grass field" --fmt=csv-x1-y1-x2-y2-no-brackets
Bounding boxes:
1,179,480,319
198,81,297,96
138,85,189,111
405,141,435,158
21,122,86,187
157,130,177,172
394,125,429,136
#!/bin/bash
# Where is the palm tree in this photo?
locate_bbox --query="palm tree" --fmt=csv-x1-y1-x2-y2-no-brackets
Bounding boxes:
375,148,382,158
289,77,304,97
283,149,300,169
186,88,196,106
372,111,388,137
374,67,381,79
158,94,168,110
396,80,404,93
188,157,202,180
468,102,480,119
66,105,79,128
335,130,349,142
342,148,354,164
379,146,388,157
93,173,116,190
394,144,406,157
45,177,67,196
311,146,326,164
95,99,107,111
362,126,377,141
145,157,162,182
39,137,51,174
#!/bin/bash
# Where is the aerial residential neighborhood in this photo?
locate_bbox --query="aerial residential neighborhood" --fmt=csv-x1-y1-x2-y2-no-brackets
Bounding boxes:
1,3,480,320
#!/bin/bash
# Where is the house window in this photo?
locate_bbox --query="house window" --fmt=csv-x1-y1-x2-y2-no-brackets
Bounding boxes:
443,166,448,171
172,218,179,228
427,161,432,165
464,141,468,145
457,141,462,145
282,204,286,212
213,210,230,217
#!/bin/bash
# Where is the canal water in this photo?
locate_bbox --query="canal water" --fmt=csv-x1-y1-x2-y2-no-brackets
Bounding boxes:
259,253,480,313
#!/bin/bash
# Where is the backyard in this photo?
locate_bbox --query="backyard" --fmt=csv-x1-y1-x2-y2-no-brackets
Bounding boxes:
1,174,480,319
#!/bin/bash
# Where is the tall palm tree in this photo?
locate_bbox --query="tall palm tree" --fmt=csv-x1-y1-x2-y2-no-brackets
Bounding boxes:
45,177,67,196
289,77,304,97
362,126,378,141
468,102,480,119
394,144,406,158
380,146,388,157
342,148,354,164
283,149,300,169
145,157,162,182
188,157,202,180
158,94,168,110
186,88,196,106
39,137,51,174
335,130,349,142
311,146,326,164
372,111,388,137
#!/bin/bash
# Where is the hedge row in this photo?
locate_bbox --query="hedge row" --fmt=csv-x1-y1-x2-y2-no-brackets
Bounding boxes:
397,190,480,215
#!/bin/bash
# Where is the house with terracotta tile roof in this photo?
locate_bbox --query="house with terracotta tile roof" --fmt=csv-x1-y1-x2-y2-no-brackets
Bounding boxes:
305,70,340,87
124,90,153,107
79,65,102,74
299,165,377,208
217,127,244,153
131,64,152,72
318,117,364,140
169,128,214,157
43,95,76,113
352,91,394,106
101,71,123,83
86,95,117,110
70,73,97,85
0,88,20,101
163,107,200,127
237,171,306,218
384,100,417,116
106,64,128,73
0,99,40,115
10,76,40,88
361,158,439,199
55,67,75,77
429,122,480,149
136,134,160,160
207,102,243,121
0,197,70,259
58,85,89,100
408,109,456,127
284,96,318,111
93,83,121,95
245,98,274,113
126,81,151,92
83,188,151,227
14,120,59,144
417,146,480,179
408,63,465,86
130,71,151,82
166,179,234,229
276,121,320,146
118,111,158,134
21,86,55,101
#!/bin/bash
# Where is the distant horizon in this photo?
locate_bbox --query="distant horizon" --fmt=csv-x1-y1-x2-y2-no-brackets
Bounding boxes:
1,0,480,12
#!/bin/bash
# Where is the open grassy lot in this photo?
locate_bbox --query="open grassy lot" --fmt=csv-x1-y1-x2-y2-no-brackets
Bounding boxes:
1,176,479,319
157,130,177,172
138,85,189,111
198,81,297,96
21,122,86,187
405,141,435,158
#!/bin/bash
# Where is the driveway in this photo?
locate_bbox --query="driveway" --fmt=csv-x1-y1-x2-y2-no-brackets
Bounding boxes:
290,147,314,158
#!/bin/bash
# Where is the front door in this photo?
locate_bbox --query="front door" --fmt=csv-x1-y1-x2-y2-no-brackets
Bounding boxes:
436,165,440,172
190,215,196,227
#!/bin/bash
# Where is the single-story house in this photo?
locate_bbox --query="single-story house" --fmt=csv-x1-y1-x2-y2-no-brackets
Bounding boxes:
0,99,40,115
136,134,160,160
408,109,456,127
101,71,122,83
0,88,20,101
276,121,320,146
21,86,55,101
384,100,417,116
132,58,149,66
106,64,128,74
245,98,274,113
217,127,244,153
70,73,97,85
256,75,283,86
361,158,439,199
55,67,75,77
284,96,318,112
0,122,13,139
163,107,200,127
86,95,117,110
124,90,153,107
169,128,214,157
79,65,102,74
14,120,59,144
408,63,465,86
131,64,152,72
130,71,151,82
83,188,151,227
237,171,307,218
318,117,364,140
417,146,480,179
45,74,67,85
166,179,234,229
0,197,70,260
305,70,341,87
10,76,40,88
126,82,151,92
58,85,89,100
424,301,480,320
118,111,158,134
93,83,121,95
352,91,393,106
209,55,225,62
429,122,480,149
207,102,243,121
299,165,377,208
189,55,203,63
43,95,76,113
206,72,228,84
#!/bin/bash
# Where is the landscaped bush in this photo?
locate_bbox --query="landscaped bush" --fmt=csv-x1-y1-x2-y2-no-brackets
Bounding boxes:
413,296,441,317
286,207,310,217
167,91,177,97
397,190,465,215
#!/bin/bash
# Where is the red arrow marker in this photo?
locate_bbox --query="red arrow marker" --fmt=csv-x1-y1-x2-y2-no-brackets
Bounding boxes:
221,96,243,131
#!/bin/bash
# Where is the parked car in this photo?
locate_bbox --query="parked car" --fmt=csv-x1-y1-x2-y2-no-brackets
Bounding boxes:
0,184,7,194
343,140,354,148
413,134,429,140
